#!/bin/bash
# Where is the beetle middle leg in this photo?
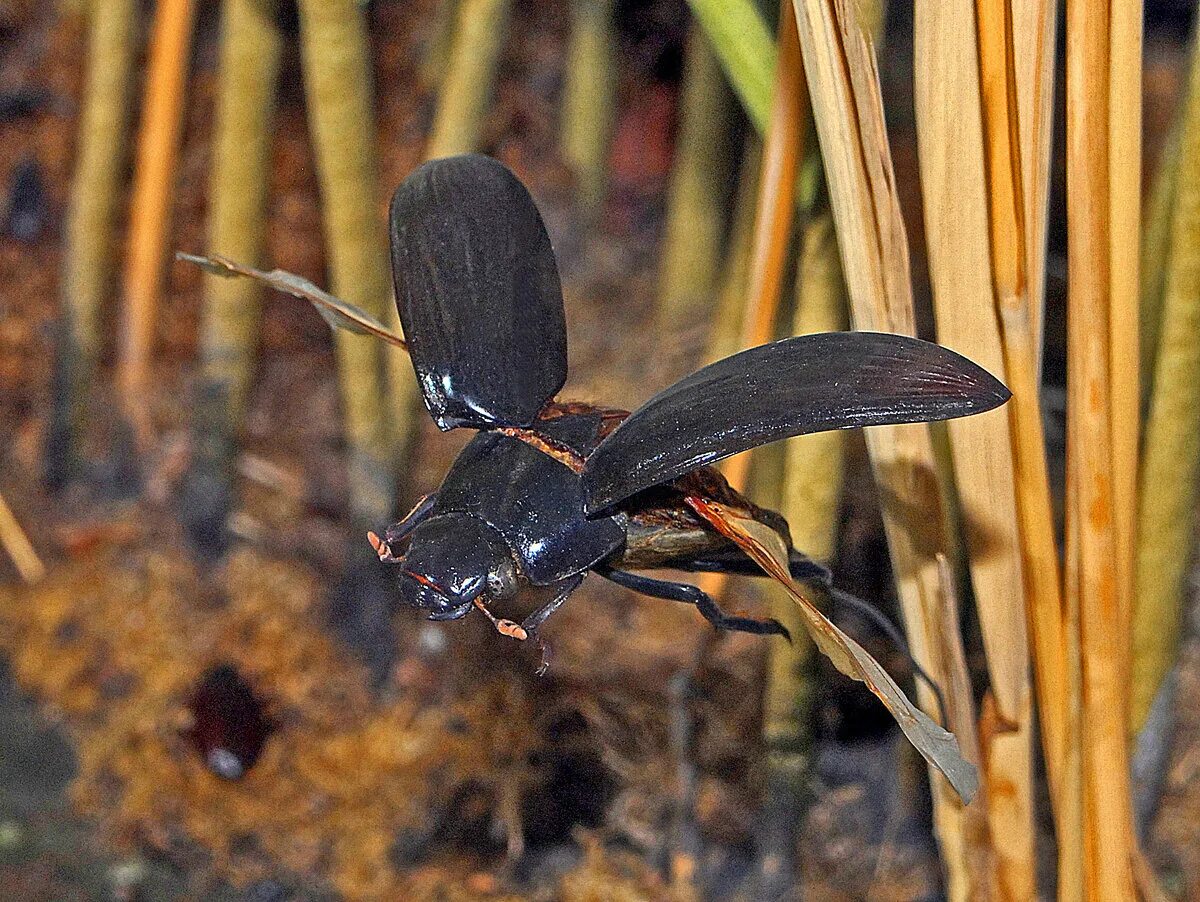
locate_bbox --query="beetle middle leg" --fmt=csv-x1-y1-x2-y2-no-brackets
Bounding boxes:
594,565,789,639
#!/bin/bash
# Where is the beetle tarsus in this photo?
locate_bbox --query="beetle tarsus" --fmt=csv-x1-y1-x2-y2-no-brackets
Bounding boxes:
596,566,790,640
472,597,529,641
366,531,402,563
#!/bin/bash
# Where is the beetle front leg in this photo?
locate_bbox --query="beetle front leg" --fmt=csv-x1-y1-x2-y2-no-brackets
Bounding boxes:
595,565,789,639
367,491,438,562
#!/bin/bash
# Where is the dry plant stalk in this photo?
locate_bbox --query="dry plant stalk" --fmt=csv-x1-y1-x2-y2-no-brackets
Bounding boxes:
914,0,1053,897
425,0,513,158
561,0,617,216
297,0,419,525
199,0,283,424
53,0,138,480
657,28,733,337
117,0,198,439
1011,0,1057,357
1064,0,1140,897
1133,25,1200,729
0,489,44,584
791,0,986,892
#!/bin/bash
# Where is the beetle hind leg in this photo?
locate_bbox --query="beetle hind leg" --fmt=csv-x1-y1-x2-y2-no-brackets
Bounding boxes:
595,566,789,640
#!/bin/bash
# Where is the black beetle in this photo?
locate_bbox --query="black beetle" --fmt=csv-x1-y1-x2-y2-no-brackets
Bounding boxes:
370,154,1009,661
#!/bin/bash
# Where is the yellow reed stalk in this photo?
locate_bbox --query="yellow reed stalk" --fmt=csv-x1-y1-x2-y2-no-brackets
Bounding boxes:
298,0,420,525
561,0,617,216
53,0,137,481
657,28,733,337
1064,0,1139,896
1108,3,1142,662
117,0,198,440
791,0,981,891
716,0,805,497
199,0,283,423
1133,26,1200,730
425,0,513,158
0,489,44,584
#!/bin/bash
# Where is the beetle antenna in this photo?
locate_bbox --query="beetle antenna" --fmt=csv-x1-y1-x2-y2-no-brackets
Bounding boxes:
822,585,949,727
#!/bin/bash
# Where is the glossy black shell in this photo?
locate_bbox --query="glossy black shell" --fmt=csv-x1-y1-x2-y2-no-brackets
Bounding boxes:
431,413,626,585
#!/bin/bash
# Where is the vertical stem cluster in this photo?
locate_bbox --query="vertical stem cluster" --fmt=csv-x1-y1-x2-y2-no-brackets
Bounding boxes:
914,0,1050,896
791,0,985,894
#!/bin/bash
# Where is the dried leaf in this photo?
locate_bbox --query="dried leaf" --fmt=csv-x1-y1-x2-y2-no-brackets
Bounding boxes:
177,252,408,350
686,495,979,803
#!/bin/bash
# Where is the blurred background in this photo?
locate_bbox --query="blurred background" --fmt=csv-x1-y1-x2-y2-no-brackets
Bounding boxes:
1,0,1199,899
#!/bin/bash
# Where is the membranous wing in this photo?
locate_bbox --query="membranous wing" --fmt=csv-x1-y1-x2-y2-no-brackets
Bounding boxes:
582,332,1010,514
390,154,568,430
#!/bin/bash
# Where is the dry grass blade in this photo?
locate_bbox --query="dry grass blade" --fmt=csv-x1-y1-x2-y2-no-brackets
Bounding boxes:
914,0,1040,896
178,254,408,350
51,0,138,484
711,0,806,504
791,0,983,888
687,497,979,802
1064,0,1140,896
0,489,44,584
116,0,198,439
1012,0,1057,357
1133,22,1200,730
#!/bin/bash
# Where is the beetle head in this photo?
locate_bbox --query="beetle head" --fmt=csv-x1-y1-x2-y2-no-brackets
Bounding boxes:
396,513,517,620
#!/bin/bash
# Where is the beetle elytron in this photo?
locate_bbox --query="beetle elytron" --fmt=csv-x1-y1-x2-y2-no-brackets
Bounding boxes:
369,154,1009,661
